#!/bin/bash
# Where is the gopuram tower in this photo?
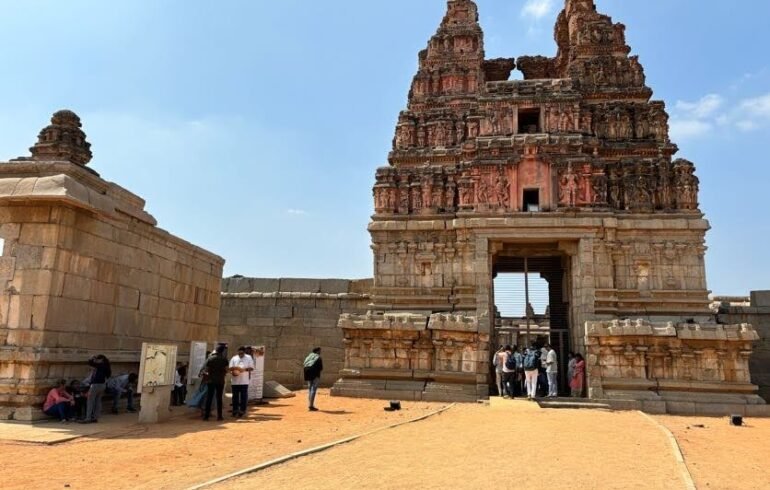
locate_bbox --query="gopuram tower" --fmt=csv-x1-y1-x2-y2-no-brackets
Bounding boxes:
333,0,767,414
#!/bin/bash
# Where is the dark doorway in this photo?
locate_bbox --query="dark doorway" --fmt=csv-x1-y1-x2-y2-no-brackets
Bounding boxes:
492,253,571,396
523,189,540,212
518,108,541,134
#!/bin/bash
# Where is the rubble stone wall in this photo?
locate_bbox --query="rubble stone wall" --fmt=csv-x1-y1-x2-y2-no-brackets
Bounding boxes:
218,277,372,389
717,291,770,402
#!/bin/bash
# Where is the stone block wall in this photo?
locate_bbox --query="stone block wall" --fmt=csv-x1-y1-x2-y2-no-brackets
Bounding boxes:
218,277,372,389
0,201,224,416
0,135,225,420
717,291,770,402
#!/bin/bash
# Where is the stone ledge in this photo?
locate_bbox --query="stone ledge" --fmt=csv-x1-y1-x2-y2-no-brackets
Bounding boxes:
586,318,759,341
221,292,370,300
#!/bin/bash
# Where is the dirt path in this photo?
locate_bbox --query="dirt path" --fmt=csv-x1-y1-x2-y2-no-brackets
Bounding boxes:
225,400,687,490
656,415,770,490
0,390,445,490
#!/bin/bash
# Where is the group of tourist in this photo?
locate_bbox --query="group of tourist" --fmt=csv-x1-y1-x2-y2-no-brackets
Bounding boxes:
493,343,585,399
45,346,326,423
43,355,138,423
189,345,325,420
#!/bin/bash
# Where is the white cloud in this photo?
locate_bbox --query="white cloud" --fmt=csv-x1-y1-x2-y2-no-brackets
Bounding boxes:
736,120,759,131
739,93,770,118
670,119,713,140
287,209,308,216
521,0,555,20
675,94,724,119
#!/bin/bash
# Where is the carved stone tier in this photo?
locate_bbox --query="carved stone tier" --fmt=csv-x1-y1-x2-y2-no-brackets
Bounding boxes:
332,312,487,402
585,319,769,416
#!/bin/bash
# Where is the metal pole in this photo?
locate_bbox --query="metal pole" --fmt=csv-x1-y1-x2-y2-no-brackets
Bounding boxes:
525,257,530,348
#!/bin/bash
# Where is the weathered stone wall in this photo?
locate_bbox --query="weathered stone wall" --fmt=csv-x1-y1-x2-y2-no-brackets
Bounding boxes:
0,113,225,421
0,198,224,419
717,291,770,402
218,277,371,389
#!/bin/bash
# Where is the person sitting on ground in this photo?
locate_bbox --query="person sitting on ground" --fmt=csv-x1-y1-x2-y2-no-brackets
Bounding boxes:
106,373,138,414
44,379,75,422
570,353,585,398
303,347,324,412
66,380,88,420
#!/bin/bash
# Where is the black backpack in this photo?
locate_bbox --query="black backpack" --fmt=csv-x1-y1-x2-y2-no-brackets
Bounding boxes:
505,353,517,370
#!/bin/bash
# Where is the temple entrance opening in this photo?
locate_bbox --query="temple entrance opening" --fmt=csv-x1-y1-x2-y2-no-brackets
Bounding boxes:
491,247,572,395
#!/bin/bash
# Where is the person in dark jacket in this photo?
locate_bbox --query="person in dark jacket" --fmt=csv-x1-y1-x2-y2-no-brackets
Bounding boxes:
203,346,229,421
303,347,323,412
82,355,111,423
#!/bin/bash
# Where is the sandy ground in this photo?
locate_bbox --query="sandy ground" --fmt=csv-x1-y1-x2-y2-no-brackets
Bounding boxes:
226,399,688,490
5,392,769,490
656,415,770,490
1,390,446,490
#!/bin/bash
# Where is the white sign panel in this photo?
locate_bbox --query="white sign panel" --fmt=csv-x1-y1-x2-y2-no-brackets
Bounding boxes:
248,346,265,401
189,341,208,384
138,343,178,394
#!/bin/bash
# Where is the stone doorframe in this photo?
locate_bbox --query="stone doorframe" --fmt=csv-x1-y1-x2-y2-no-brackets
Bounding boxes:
473,233,598,357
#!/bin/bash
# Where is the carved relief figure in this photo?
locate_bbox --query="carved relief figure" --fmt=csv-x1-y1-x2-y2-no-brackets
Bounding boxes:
494,168,509,208
559,164,579,207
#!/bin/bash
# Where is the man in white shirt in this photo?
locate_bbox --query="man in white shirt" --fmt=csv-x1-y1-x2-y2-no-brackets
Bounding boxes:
544,344,559,398
229,347,254,418
492,346,507,397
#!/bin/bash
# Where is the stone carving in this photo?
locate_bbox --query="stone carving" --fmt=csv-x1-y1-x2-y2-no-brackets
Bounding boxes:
340,0,742,408
29,110,93,166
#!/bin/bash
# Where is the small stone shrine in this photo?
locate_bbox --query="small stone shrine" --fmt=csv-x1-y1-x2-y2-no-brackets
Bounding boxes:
0,110,224,420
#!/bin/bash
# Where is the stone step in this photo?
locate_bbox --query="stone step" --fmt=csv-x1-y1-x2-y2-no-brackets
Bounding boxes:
537,398,612,411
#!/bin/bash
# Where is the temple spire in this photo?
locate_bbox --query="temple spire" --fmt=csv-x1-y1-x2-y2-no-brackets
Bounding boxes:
29,110,93,166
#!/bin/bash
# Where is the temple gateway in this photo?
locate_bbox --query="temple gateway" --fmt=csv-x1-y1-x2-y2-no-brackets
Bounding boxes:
331,0,768,415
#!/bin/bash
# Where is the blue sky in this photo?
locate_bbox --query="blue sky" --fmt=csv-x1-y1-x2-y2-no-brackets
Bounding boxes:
0,0,768,295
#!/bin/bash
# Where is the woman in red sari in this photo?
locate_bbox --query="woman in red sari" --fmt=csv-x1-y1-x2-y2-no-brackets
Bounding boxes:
570,353,586,397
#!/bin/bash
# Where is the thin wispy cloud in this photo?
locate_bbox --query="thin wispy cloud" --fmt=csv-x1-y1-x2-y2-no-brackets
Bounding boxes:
675,94,724,119
521,0,555,20
287,209,308,216
671,91,770,139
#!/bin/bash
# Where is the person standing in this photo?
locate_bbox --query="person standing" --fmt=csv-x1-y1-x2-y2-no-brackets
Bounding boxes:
106,373,137,414
492,346,506,397
545,344,559,398
570,353,586,397
229,347,254,418
203,346,229,421
513,346,524,396
502,345,516,398
83,355,111,423
303,347,323,411
567,352,577,388
44,380,74,422
523,344,540,400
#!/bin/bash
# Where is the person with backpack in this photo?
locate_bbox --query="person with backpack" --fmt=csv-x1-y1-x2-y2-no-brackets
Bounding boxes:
502,345,517,398
523,344,540,400
303,347,323,411
492,346,507,397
